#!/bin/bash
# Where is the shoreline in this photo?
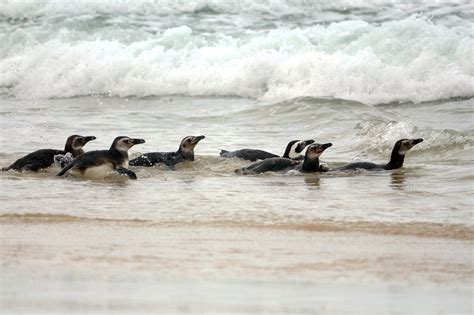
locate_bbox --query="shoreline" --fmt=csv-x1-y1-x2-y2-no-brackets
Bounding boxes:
1,220,472,314
1,213,472,241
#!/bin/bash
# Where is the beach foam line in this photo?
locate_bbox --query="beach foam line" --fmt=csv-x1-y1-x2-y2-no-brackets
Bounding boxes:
1,213,472,240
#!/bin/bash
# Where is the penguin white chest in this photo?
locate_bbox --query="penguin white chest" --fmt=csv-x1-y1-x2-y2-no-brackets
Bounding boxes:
122,159,129,169
80,163,115,178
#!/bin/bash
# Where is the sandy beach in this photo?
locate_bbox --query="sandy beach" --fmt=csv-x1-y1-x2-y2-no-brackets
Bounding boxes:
1,216,472,314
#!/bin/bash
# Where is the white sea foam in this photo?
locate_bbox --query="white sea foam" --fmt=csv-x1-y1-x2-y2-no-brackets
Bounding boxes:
2,0,472,19
0,14,472,104
355,118,473,158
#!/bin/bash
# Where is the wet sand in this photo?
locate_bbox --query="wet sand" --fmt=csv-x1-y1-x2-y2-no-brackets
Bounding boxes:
1,219,472,314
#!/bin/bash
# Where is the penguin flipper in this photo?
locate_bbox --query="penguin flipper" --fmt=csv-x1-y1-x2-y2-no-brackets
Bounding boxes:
220,149,229,157
57,160,77,177
129,155,150,166
116,167,137,180
130,153,163,167
319,164,329,172
163,157,177,168
23,164,41,172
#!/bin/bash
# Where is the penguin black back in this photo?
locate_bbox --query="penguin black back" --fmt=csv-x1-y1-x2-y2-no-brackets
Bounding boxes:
332,138,424,172
3,149,65,172
220,149,278,161
57,136,145,179
130,135,205,167
235,142,332,175
235,157,299,175
220,139,314,161
2,135,96,172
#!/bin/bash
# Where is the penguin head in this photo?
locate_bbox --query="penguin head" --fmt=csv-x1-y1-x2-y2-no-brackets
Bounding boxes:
71,135,96,150
395,138,423,155
113,136,146,153
305,143,332,160
284,139,315,159
179,135,205,153
65,135,96,153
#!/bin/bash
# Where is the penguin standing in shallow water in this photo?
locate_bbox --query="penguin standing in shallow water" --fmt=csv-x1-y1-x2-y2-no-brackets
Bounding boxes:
220,139,314,161
235,143,332,175
2,135,96,172
57,136,145,179
331,138,423,172
130,135,205,167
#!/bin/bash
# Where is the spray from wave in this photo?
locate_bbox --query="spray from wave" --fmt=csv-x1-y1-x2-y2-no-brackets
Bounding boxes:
0,2,472,104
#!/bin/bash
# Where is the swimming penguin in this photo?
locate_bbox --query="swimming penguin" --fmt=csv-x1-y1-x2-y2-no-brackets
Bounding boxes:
129,135,205,167
235,143,332,175
54,135,98,167
2,135,96,172
220,139,314,161
57,136,145,179
331,138,423,172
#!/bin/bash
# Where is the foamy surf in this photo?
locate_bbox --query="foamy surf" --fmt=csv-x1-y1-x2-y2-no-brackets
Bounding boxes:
1,12,472,104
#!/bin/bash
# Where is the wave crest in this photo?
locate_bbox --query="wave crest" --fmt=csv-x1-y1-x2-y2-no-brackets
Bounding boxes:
1,16,472,104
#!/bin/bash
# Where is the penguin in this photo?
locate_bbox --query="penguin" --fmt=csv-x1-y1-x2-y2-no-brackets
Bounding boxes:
331,138,423,172
296,143,333,173
54,135,98,168
2,135,96,172
129,135,205,167
235,143,332,175
57,136,145,180
220,139,314,161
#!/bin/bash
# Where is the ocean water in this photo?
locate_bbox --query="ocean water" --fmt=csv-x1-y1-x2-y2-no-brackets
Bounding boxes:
0,1,473,314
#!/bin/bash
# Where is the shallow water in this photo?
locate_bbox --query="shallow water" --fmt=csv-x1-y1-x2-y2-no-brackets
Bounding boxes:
1,96,473,228
1,0,473,313
1,96,473,313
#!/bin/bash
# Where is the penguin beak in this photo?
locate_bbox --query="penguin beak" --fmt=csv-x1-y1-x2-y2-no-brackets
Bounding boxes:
308,143,332,156
193,135,205,143
132,138,146,145
412,138,423,145
322,143,333,150
304,139,315,146
84,136,96,143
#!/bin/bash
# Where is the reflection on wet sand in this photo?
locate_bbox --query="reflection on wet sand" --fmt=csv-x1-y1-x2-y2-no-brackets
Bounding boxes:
304,174,321,188
390,170,406,190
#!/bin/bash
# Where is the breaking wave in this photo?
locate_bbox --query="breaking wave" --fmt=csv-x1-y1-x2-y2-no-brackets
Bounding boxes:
1,13,472,104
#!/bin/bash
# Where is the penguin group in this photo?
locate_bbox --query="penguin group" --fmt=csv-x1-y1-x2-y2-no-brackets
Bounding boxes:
1,134,424,180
